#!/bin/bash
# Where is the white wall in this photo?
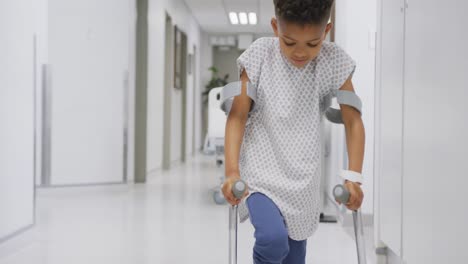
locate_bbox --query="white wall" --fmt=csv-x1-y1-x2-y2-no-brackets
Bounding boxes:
185,45,196,157
46,0,134,185
0,0,36,241
376,1,468,263
199,32,213,97
146,0,201,173
31,0,202,181
196,32,210,154
29,0,137,185
333,0,377,215
402,1,468,256
374,0,405,255
33,0,48,186
198,31,213,150
182,20,201,159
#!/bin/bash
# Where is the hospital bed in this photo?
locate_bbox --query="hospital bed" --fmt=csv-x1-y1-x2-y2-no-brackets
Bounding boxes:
203,86,228,204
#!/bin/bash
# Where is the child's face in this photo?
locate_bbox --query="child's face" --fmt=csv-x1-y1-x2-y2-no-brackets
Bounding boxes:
271,18,332,68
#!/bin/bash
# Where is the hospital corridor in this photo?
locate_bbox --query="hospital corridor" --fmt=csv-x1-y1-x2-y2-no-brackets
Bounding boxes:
1,0,467,264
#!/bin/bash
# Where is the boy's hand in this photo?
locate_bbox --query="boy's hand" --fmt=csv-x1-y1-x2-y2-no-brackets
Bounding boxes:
222,174,249,206
338,180,364,211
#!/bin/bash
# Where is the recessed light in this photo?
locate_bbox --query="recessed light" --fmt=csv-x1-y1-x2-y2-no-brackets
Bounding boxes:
239,12,248,25
229,12,239,25
248,12,257,25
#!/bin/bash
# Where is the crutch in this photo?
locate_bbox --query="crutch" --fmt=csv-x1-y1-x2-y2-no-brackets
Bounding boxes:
333,184,367,264
229,180,247,264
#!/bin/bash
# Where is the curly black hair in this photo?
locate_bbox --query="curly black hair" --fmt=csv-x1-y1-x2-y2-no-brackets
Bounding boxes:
273,0,333,25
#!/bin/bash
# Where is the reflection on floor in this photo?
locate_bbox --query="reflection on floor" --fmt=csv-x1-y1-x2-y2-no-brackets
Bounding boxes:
0,154,380,264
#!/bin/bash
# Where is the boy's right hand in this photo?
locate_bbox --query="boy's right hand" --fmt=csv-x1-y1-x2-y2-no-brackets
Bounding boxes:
222,174,249,206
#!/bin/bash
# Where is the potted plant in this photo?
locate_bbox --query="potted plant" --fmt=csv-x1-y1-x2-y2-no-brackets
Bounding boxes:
202,66,229,105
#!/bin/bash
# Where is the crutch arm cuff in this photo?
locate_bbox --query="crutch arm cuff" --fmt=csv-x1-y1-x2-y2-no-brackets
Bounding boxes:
324,90,363,124
220,81,257,114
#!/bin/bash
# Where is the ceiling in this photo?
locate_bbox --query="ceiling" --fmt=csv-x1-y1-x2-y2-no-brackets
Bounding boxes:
184,0,276,34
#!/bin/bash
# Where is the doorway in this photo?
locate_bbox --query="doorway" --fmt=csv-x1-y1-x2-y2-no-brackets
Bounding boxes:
192,45,197,156
162,14,173,170
134,0,148,183
180,32,188,163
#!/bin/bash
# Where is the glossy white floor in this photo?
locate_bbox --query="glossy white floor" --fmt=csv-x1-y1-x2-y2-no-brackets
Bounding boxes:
0,154,381,264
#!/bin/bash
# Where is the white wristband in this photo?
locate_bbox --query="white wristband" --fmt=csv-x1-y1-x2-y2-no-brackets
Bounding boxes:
339,170,363,184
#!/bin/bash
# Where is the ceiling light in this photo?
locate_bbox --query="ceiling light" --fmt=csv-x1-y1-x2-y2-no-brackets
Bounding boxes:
239,12,248,25
229,12,239,25
248,12,257,25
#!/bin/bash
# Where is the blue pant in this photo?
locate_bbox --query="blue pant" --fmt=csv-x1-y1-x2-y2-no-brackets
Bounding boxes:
246,193,307,264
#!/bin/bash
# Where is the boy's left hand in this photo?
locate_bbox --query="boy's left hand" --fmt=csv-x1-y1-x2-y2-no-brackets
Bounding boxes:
339,180,364,211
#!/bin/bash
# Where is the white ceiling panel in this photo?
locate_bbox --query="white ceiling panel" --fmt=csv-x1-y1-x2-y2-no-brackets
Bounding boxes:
224,0,258,13
259,0,275,28
184,0,275,34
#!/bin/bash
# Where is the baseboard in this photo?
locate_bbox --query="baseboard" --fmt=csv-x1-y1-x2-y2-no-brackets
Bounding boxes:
146,167,162,178
387,246,405,264
0,224,34,245
37,181,126,188
146,158,185,178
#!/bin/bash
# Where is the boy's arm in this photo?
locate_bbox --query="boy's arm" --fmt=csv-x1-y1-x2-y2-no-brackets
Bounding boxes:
224,70,253,179
339,76,365,176
338,76,365,210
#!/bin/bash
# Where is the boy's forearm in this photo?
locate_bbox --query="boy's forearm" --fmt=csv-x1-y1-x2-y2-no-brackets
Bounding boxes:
224,114,248,177
344,118,365,174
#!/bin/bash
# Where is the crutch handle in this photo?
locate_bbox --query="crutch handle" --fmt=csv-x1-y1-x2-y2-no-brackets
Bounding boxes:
333,184,367,264
333,184,351,204
229,179,247,264
232,180,247,199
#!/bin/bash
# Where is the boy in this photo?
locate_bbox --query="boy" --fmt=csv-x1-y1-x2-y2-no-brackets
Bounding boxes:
222,0,365,263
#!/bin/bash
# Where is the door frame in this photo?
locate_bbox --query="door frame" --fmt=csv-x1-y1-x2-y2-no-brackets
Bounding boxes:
180,32,188,163
134,0,148,183
162,13,173,170
192,45,197,156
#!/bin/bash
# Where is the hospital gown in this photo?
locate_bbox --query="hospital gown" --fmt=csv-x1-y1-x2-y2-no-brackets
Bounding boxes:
234,37,356,241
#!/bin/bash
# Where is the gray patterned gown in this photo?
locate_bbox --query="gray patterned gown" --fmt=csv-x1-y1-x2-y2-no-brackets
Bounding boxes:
235,37,356,241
